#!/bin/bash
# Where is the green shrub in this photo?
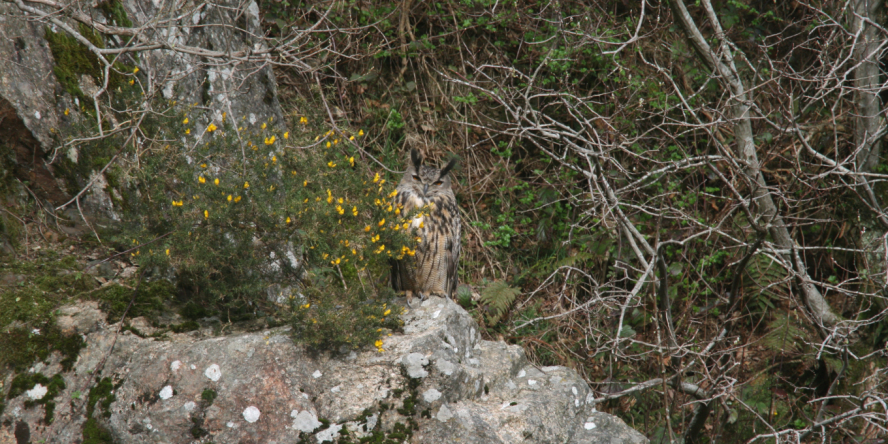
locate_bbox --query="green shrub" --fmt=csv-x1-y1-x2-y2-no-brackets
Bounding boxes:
114,109,416,350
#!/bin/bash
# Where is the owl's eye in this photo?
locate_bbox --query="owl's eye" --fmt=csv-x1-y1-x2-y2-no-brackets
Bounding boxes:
413,175,421,181
434,181,443,186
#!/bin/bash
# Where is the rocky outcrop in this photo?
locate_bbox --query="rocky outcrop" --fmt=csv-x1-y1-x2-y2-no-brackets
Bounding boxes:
0,0,284,206
0,297,648,443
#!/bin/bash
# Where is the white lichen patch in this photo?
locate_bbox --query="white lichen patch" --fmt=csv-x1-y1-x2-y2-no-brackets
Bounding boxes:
243,406,261,423
422,388,442,403
528,379,537,386
183,401,196,412
402,353,429,378
312,370,322,379
25,383,48,400
316,423,342,443
170,360,182,372
291,410,322,433
518,369,526,378
584,421,597,430
67,147,79,164
330,385,341,393
205,364,221,381
436,404,453,422
159,385,173,400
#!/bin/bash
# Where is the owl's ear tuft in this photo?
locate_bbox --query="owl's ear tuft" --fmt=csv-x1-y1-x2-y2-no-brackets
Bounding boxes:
410,149,423,170
439,158,458,177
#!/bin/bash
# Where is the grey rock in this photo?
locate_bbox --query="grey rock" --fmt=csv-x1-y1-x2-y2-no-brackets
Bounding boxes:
0,297,647,444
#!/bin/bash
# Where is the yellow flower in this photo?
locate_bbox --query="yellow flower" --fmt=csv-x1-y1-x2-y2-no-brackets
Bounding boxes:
419,221,424,229
379,179,386,186
183,117,189,124
300,117,308,124
349,135,355,141
64,108,69,116
243,181,250,189
373,173,380,183
165,249,170,255
286,217,291,223
378,218,385,226
365,225,371,232
261,122,267,129
214,178,220,185
204,210,209,219
199,176,206,184
201,163,207,168
359,129,364,136
328,161,337,168
334,139,339,144
395,208,401,215
326,141,331,148
133,67,139,74
265,135,276,145
185,129,191,134
207,123,217,132
227,194,232,202
338,197,344,204
303,180,308,187
349,157,355,167
384,309,391,316
352,248,357,255
234,196,242,203
128,79,134,85
336,205,344,215
389,190,398,197
386,205,392,212
284,131,289,139
375,339,383,348
352,206,358,216
272,155,277,163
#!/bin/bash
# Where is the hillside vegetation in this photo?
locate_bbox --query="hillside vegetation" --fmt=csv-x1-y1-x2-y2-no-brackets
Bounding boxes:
1,0,887,442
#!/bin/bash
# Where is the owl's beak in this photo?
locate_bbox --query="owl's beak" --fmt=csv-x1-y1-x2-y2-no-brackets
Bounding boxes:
423,184,429,195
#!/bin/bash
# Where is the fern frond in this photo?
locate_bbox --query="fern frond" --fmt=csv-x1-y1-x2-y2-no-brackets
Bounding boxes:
480,281,521,324
762,313,813,356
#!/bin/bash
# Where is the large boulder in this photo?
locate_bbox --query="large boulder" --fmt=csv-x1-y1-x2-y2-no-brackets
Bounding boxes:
0,297,648,443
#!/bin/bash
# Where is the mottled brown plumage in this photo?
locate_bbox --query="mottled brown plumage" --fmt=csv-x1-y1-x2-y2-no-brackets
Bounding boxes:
391,149,460,306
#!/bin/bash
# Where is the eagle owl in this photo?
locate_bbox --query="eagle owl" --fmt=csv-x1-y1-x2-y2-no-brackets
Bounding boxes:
391,149,460,306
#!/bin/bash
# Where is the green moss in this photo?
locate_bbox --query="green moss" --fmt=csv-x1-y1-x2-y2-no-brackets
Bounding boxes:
8,372,66,424
97,0,132,27
92,280,175,321
82,417,114,444
44,23,132,113
81,376,123,442
0,324,85,373
201,389,217,405
170,320,200,333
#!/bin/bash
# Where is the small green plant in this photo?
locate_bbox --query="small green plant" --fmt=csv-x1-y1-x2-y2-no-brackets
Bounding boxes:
479,281,520,324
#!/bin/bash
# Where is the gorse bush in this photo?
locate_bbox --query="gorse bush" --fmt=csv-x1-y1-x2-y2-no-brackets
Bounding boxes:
120,106,416,350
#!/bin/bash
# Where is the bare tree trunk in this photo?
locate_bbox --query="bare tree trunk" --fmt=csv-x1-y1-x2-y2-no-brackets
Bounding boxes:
670,0,841,328
852,0,884,174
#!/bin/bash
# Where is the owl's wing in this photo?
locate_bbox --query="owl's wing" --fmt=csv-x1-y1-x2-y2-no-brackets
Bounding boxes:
445,214,460,299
